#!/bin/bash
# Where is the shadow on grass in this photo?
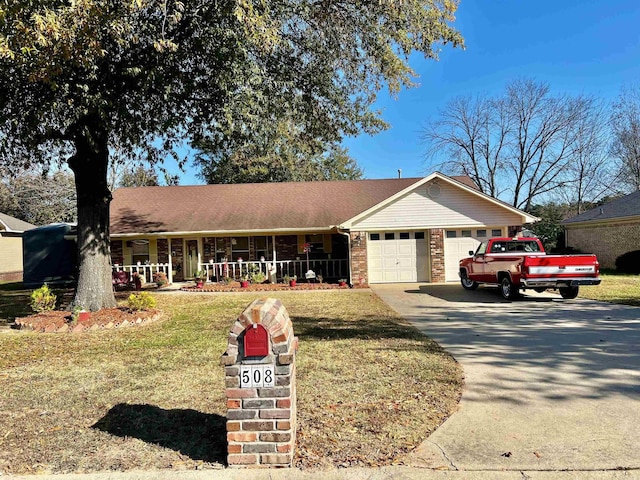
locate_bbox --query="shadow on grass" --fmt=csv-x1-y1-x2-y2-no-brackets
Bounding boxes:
92,404,227,464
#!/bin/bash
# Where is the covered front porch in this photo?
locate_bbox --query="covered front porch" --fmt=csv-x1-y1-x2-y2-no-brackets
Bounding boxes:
110,232,350,284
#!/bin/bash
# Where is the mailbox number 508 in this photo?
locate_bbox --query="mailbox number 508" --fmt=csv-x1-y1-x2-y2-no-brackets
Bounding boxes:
240,365,274,388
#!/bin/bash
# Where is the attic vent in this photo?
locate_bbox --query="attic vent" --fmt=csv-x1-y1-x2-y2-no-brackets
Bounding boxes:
427,183,441,199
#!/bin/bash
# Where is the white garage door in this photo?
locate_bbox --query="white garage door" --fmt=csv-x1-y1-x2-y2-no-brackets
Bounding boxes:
367,232,429,283
444,231,482,282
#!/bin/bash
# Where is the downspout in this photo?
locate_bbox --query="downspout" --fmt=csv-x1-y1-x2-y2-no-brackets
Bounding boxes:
337,228,353,286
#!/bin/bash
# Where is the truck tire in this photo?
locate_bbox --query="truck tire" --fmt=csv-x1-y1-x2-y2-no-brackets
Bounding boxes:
500,276,518,300
559,285,579,299
460,271,478,290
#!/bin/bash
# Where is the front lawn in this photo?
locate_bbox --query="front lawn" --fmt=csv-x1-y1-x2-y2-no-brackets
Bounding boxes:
578,272,640,306
0,290,463,474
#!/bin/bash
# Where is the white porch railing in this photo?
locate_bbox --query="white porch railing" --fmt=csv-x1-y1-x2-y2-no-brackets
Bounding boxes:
112,263,171,284
200,259,348,282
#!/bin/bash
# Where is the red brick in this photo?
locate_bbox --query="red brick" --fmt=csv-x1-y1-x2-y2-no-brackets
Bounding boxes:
226,388,258,399
259,409,290,419
227,453,258,465
277,444,292,453
227,432,257,442
276,421,291,430
276,398,291,408
227,399,241,409
227,421,241,432
228,444,242,454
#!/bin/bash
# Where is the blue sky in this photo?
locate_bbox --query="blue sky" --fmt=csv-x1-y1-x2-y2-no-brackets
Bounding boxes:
175,0,640,184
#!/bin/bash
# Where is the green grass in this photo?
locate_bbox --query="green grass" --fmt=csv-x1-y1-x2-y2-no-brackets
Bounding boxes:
578,273,640,306
0,291,462,473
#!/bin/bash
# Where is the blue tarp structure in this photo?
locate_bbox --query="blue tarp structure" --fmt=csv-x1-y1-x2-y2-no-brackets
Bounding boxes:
22,223,77,287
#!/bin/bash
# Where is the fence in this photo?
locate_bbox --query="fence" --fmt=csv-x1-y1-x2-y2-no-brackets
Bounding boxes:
201,259,348,282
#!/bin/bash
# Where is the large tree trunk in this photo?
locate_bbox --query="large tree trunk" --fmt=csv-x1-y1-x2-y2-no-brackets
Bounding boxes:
68,117,117,311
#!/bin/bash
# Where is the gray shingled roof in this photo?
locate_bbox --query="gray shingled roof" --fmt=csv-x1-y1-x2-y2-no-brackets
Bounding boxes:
562,190,640,225
110,176,479,235
0,212,36,232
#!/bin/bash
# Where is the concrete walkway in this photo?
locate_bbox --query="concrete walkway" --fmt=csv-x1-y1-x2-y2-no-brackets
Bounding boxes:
371,284,640,474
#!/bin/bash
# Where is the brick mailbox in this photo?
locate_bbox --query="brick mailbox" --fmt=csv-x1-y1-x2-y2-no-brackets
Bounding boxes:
221,297,298,467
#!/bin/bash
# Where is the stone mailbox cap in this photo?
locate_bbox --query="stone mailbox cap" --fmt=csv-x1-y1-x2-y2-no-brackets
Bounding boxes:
222,297,297,366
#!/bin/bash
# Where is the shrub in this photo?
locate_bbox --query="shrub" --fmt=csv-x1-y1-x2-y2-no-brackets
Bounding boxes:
615,250,640,274
153,271,168,286
127,292,157,312
249,271,266,284
30,284,57,313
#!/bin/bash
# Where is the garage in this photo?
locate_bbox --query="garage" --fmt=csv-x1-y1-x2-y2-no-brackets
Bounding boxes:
367,231,429,283
443,229,496,282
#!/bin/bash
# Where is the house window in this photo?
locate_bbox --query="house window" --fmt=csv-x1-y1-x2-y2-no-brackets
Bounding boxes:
491,229,503,237
254,236,272,260
477,229,487,238
446,231,457,238
384,233,395,240
131,240,149,264
461,230,472,238
415,232,425,240
369,233,380,241
399,232,410,240
305,234,324,253
232,237,249,261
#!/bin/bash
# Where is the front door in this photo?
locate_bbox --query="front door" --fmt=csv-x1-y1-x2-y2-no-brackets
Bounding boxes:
186,239,199,278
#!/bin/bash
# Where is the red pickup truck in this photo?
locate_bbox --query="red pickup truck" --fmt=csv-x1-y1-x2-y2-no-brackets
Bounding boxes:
459,237,601,300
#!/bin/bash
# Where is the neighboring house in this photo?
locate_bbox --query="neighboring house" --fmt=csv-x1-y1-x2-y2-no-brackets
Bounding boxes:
109,172,538,284
562,190,640,270
0,213,36,282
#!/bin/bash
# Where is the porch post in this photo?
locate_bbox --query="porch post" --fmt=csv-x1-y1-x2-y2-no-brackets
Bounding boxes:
272,234,277,271
167,238,173,284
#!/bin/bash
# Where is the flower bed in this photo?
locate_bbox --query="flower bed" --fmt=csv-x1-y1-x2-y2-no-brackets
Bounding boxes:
15,308,161,333
180,281,365,293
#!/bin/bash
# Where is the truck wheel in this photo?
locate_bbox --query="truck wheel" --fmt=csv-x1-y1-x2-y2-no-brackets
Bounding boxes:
500,277,518,300
559,286,579,299
460,273,478,290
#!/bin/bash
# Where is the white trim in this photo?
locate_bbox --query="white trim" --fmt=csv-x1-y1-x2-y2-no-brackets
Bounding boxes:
339,172,539,228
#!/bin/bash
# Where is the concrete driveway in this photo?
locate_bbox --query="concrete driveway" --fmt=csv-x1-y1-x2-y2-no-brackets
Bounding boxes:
371,284,640,473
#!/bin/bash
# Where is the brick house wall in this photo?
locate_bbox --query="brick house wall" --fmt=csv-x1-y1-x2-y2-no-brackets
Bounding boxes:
350,231,367,285
566,220,640,270
110,240,124,264
429,229,445,283
157,239,169,263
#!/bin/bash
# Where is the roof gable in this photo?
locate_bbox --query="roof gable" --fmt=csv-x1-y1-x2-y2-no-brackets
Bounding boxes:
341,173,538,228
562,191,640,225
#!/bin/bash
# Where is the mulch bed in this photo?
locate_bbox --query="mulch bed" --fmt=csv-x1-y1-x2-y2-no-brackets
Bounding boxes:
180,281,364,292
14,308,161,333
